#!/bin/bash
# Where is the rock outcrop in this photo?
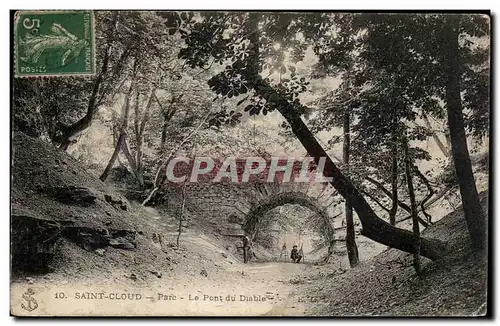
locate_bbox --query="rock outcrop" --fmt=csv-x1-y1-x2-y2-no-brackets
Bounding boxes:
11,133,138,272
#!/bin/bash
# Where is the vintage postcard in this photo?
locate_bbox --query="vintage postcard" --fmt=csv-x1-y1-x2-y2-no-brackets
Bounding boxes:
10,10,490,316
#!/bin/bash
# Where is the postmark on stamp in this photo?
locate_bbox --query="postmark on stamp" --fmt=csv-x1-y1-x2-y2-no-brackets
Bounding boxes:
14,10,95,77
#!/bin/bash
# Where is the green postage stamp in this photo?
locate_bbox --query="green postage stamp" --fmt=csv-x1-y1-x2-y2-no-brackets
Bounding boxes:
14,10,95,77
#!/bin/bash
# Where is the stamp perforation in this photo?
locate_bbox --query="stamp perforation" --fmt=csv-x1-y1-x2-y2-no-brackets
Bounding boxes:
14,10,96,78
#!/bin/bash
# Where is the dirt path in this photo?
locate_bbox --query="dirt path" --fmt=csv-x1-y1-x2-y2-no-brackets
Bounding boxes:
12,229,322,316
228,261,316,316
163,230,319,315
11,261,320,316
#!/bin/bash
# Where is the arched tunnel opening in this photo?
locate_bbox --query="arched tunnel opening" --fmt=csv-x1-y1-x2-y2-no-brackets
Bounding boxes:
242,191,338,264
252,204,329,262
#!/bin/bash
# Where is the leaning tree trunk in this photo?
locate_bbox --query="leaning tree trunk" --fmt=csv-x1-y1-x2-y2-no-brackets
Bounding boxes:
443,16,486,251
414,166,435,224
120,138,136,171
343,107,359,267
403,136,421,276
277,105,446,260
389,137,399,226
245,15,446,260
100,134,125,181
99,76,135,182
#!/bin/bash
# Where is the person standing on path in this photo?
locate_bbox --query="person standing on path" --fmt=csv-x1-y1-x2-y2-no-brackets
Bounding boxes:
279,243,287,261
290,245,302,263
242,235,251,263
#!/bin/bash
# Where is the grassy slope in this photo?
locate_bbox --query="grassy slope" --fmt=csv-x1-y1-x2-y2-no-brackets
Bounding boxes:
11,133,242,286
299,192,488,316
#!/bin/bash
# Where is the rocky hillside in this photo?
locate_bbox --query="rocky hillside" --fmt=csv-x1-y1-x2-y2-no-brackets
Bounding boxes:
298,191,489,316
10,133,489,317
10,133,240,282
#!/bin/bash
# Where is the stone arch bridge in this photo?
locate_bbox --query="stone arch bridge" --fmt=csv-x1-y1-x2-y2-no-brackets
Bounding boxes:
157,181,344,241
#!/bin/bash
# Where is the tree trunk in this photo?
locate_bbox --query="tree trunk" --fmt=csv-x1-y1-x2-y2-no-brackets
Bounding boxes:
343,107,359,267
132,91,145,186
135,139,144,186
160,116,168,155
414,166,435,224
445,129,452,151
158,101,178,156
133,90,141,148
403,137,421,276
366,176,429,228
99,76,135,182
419,186,453,211
177,181,187,248
443,16,486,251
139,89,156,136
121,137,147,185
389,138,399,225
277,106,446,260
133,89,154,187
59,14,119,150
121,137,137,172
245,17,445,260
100,134,125,182
423,113,450,158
